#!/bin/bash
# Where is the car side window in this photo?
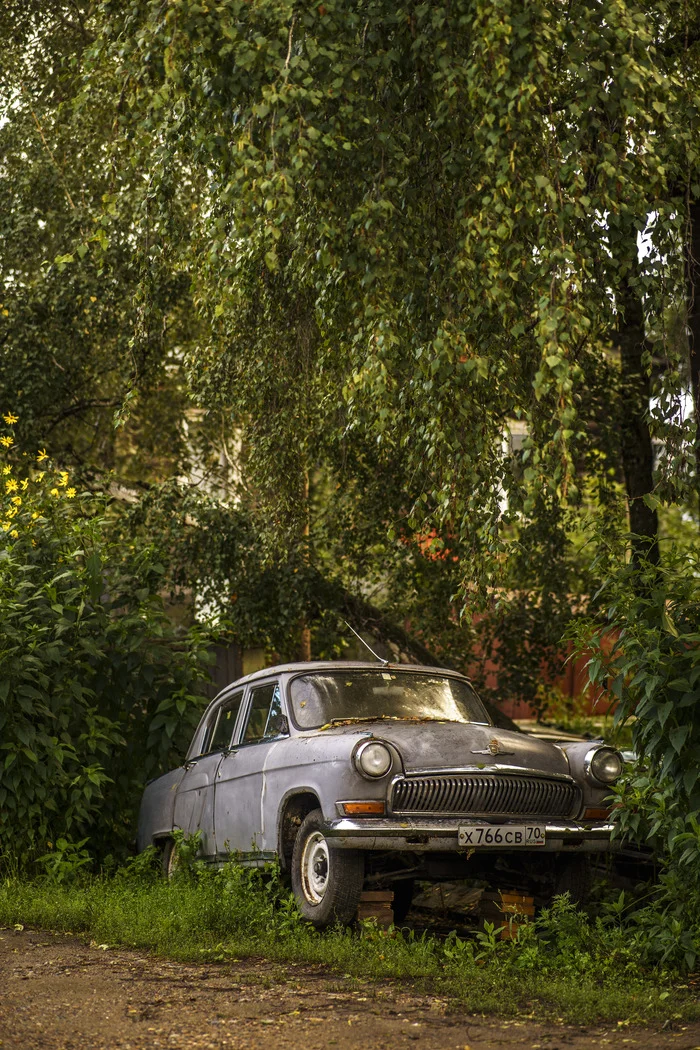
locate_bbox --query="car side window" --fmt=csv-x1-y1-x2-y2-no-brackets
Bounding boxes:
241,683,287,745
202,692,244,755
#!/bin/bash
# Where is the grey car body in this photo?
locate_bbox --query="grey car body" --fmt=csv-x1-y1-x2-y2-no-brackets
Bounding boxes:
138,661,621,925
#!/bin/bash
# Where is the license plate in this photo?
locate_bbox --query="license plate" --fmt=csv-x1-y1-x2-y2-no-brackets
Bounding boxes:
458,824,546,847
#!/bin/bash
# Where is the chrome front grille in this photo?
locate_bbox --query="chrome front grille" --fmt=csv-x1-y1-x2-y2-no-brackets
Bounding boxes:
390,773,581,820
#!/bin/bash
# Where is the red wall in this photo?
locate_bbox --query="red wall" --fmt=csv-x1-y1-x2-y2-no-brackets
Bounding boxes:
465,639,616,721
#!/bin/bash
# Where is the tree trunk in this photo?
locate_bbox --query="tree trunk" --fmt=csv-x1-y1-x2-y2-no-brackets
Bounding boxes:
685,197,700,490
299,623,312,661
617,270,659,564
298,467,312,661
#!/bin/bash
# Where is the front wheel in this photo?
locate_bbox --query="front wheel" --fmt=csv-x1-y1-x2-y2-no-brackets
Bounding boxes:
291,809,364,929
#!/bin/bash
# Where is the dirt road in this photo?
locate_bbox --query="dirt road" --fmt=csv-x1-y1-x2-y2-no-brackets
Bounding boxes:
2,928,700,1050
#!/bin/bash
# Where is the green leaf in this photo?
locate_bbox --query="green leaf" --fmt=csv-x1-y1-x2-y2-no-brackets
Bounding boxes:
669,725,690,755
661,606,678,637
683,767,698,796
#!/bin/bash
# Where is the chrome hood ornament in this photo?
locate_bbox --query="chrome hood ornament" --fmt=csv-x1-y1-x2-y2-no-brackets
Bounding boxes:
471,737,516,757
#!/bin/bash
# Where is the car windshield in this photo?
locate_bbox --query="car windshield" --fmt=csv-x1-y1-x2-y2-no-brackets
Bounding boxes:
289,670,490,730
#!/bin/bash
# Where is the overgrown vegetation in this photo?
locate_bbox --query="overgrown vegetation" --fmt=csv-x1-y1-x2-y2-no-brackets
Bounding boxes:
570,546,700,967
0,418,213,865
1,854,698,1025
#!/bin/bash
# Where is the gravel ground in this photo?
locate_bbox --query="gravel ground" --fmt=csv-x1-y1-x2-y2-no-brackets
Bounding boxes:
2,928,700,1050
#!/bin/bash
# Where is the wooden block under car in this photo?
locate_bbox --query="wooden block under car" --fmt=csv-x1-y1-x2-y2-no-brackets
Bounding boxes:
481,891,535,915
357,889,394,926
479,891,535,939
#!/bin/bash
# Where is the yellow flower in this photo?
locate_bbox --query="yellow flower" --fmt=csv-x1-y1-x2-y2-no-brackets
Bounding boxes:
5,478,17,493
3,413,18,425
10,530,18,539
59,471,69,487
0,521,9,531
1,466,10,475
31,512,40,520
0,436,13,448
35,471,45,481
11,495,21,506
7,506,17,518
31,538,36,547
36,449,48,462
20,479,28,490
50,488,59,497
66,487,76,498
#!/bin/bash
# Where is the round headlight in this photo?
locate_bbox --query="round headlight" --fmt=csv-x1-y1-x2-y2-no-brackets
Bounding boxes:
587,747,624,785
355,740,392,779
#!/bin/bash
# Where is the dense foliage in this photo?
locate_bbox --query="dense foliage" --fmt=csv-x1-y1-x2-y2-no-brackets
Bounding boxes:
0,417,213,864
571,546,700,879
92,0,696,560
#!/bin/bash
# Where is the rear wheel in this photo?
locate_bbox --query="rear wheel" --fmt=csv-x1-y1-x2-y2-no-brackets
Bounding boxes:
291,809,364,929
160,838,179,879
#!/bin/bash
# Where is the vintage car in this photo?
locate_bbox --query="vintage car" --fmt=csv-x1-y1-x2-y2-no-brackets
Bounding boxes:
137,661,623,928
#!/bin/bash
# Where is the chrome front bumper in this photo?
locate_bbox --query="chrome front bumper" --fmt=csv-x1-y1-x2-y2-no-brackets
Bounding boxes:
323,817,618,853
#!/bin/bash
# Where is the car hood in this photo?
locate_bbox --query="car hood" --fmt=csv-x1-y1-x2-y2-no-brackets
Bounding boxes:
322,721,570,777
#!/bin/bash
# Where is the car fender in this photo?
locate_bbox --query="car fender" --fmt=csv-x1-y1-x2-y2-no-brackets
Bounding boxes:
263,732,395,856
136,767,186,852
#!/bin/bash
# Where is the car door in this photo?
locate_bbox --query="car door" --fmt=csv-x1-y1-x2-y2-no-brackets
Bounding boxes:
214,681,289,859
172,690,245,857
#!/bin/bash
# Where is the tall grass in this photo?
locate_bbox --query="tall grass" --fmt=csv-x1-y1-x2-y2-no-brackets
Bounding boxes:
0,857,697,1025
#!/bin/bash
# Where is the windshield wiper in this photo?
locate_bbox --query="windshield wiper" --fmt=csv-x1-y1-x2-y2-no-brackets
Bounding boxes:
319,715,462,729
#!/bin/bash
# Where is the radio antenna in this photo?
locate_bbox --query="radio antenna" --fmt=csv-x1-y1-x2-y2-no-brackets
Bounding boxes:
341,619,389,666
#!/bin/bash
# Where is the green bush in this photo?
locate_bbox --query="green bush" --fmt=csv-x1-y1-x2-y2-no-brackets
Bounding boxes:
0,413,213,867
570,545,700,968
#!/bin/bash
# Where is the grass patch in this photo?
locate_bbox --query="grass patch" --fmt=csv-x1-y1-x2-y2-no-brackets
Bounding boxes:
0,861,697,1025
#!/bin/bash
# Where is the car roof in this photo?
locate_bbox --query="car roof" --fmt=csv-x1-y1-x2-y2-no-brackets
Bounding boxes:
226,660,469,690
208,660,524,733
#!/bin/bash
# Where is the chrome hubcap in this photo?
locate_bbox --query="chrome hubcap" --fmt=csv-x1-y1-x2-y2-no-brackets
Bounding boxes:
301,831,330,905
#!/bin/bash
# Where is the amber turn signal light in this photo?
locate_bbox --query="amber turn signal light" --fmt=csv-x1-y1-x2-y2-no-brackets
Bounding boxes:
582,806,612,821
341,801,386,816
